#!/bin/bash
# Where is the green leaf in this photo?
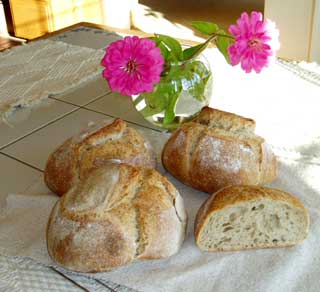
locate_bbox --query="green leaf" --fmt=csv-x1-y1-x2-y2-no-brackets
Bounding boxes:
183,44,207,60
156,34,183,61
163,66,183,124
139,78,180,118
215,29,232,64
191,21,219,35
143,84,168,111
148,36,169,61
139,56,212,126
163,91,179,125
184,60,212,102
148,36,159,44
183,32,219,61
158,43,169,60
140,105,163,117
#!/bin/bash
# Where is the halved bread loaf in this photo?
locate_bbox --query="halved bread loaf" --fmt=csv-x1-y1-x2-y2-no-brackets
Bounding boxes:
195,186,309,252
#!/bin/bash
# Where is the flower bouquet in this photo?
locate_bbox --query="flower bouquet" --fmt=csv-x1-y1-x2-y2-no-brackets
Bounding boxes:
101,11,279,130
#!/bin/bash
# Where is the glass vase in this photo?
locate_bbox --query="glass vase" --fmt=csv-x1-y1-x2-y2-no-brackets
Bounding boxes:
132,54,213,130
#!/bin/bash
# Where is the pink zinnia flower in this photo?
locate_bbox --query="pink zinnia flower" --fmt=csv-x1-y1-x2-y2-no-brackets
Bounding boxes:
101,36,164,96
228,11,280,73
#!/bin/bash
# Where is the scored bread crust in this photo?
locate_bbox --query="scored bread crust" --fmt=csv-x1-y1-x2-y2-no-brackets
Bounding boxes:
44,118,156,196
194,185,310,251
162,107,277,193
46,163,187,273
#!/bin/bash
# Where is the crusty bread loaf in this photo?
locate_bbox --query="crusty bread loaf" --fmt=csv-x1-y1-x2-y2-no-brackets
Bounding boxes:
195,185,309,252
162,107,277,193
46,163,187,273
44,118,156,196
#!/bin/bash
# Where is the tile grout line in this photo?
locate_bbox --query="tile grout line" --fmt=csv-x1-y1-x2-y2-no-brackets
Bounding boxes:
48,90,111,108
52,90,165,133
0,106,81,152
0,152,44,173
1,93,165,164
80,106,164,133
51,90,165,133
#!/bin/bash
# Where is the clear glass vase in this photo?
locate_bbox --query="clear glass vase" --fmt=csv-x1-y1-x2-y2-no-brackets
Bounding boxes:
132,54,213,130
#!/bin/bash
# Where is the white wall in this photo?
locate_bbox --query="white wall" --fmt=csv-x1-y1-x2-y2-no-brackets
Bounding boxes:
0,0,8,35
265,0,318,62
310,0,320,62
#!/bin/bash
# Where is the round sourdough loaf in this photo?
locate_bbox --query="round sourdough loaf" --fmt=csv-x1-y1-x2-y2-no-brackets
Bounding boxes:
194,185,309,251
46,163,187,273
44,118,156,196
162,107,277,193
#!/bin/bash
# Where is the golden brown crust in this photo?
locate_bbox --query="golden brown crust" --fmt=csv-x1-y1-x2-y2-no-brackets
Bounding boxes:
260,142,278,183
194,185,310,241
192,106,256,132
44,119,156,196
44,138,79,196
48,203,134,273
47,164,187,273
162,107,277,193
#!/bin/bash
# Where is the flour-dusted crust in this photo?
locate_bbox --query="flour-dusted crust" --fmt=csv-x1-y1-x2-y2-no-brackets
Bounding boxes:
46,164,187,273
162,107,277,193
44,119,156,196
194,185,310,252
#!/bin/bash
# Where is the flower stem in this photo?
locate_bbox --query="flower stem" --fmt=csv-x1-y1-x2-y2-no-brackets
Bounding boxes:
212,33,234,39
132,94,145,105
184,34,217,60
184,32,234,61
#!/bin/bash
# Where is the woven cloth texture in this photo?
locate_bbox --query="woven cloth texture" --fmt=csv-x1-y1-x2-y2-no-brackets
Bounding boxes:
0,40,104,116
